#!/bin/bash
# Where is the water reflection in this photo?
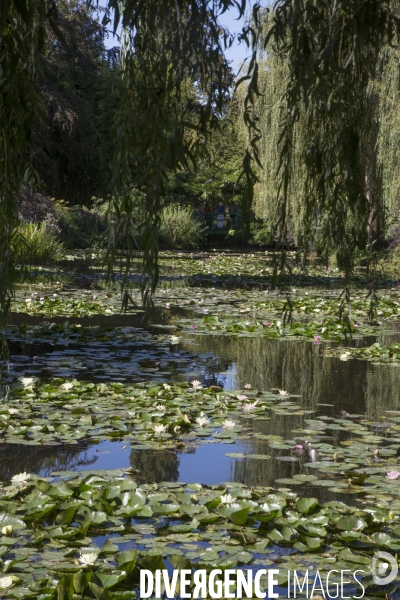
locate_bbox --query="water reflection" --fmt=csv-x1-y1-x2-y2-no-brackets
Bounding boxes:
180,333,400,419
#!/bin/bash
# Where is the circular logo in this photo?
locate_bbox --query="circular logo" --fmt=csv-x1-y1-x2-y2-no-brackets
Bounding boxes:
372,551,398,586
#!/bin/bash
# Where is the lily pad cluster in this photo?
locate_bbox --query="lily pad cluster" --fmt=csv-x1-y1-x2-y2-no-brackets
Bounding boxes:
0,379,293,447
183,315,377,342
325,342,400,364
0,469,399,598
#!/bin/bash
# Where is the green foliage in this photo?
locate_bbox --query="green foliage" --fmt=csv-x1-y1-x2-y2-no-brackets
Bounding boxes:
167,102,244,209
33,0,122,204
55,204,106,249
251,0,400,270
159,204,204,249
13,223,64,265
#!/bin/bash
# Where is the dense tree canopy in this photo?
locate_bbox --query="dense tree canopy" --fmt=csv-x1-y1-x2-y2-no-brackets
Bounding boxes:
33,0,122,204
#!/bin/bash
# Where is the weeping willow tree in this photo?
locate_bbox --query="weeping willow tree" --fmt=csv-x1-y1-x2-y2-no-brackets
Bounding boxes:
244,1,400,265
249,11,400,258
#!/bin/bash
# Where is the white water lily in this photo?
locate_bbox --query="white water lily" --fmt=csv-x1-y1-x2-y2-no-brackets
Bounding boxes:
0,576,13,589
237,394,247,401
78,550,99,566
222,420,236,429
1,525,12,535
163,383,171,390
279,389,289,396
340,352,351,361
18,377,36,388
170,335,180,344
61,382,74,391
8,408,18,415
155,405,166,412
220,494,234,504
196,416,209,427
153,424,167,434
191,380,203,389
11,472,30,484
244,384,252,389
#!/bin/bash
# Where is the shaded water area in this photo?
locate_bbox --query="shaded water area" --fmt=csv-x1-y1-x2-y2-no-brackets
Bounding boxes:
3,306,400,506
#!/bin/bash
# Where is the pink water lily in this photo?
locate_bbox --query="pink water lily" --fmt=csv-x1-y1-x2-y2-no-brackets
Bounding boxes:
386,471,400,480
243,401,258,412
262,321,271,327
237,394,248,401
292,444,303,454
191,324,198,329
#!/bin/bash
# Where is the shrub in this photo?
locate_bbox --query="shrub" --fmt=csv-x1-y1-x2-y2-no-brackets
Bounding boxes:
159,204,204,249
14,223,65,265
55,206,106,249
17,186,56,223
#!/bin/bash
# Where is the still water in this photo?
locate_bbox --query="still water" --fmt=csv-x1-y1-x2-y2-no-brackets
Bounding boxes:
3,313,400,501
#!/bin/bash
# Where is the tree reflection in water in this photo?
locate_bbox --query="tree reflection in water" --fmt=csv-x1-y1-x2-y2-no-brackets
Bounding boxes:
129,447,180,483
0,443,98,481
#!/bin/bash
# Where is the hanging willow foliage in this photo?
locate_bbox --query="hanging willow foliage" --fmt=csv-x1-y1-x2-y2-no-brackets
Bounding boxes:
0,0,63,353
252,0,400,273
101,0,260,307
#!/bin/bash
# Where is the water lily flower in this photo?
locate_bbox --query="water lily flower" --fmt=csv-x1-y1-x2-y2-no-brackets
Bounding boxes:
18,377,36,389
222,420,236,429
196,416,209,427
237,394,247,401
211,326,217,330
243,401,258,412
61,382,74,391
165,303,171,308
191,324,198,329
244,384,252,389
386,471,400,480
292,444,303,455
279,390,289,396
11,472,30,484
155,405,166,412
340,352,351,361
191,380,203,390
153,424,167,434
163,383,171,390
1,525,12,535
8,408,18,415
339,410,349,418
262,321,271,327
314,335,322,345
79,550,99,566
220,494,234,504
170,335,180,344
0,576,13,589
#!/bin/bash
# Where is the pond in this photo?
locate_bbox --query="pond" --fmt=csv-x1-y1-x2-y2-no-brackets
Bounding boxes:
2,264,400,598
